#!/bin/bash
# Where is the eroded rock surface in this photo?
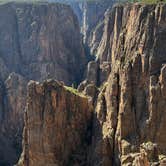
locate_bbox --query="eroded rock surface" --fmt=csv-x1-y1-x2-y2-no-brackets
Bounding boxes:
0,2,87,165
0,73,27,166
0,1,86,84
17,80,93,166
2,2,166,166
90,3,166,166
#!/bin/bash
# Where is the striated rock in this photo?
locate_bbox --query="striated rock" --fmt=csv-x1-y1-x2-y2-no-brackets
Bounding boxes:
0,1,86,85
80,0,114,45
90,20,104,55
0,2,87,165
2,2,166,166
17,80,93,166
90,82,113,166
52,0,114,48
90,3,166,166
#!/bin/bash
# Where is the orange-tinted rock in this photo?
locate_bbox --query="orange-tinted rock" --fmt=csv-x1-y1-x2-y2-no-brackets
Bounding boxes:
17,80,93,166
90,3,166,166
8,2,166,166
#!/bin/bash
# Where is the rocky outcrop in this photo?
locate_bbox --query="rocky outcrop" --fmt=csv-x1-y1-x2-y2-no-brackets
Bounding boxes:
90,3,166,166
17,80,93,166
0,2,87,165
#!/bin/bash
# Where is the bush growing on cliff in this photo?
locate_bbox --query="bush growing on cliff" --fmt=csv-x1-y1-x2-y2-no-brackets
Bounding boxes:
64,86,86,97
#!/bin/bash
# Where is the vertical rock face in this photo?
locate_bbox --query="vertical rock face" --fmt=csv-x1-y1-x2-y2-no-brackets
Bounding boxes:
90,3,166,166
49,0,114,47
0,73,27,166
81,0,114,45
0,1,86,84
1,1,166,166
18,80,93,166
68,0,114,48
0,2,87,165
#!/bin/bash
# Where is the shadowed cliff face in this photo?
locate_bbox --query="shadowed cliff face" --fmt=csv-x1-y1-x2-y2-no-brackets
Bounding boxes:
17,80,93,166
0,2,87,165
80,0,114,45
50,0,114,48
0,2,86,84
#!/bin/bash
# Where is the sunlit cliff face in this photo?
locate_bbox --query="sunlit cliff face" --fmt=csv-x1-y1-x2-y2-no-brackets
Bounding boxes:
0,1,166,166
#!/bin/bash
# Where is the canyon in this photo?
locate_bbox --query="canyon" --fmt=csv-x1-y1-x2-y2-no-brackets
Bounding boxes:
0,1,87,165
0,0,165,166
71,0,114,46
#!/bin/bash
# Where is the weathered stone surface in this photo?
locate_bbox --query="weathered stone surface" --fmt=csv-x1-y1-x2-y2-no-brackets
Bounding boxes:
90,20,104,55
80,0,114,45
90,3,166,166
0,2,86,85
99,62,111,84
0,73,27,166
1,2,166,166
17,80,93,166
51,0,114,48
0,2,87,165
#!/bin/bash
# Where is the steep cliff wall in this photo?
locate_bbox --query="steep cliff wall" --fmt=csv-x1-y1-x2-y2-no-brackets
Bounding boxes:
0,1,86,84
49,0,115,55
17,80,93,166
68,0,114,48
81,0,114,44
90,3,166,165
0,2,86,165
5,2,166,166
